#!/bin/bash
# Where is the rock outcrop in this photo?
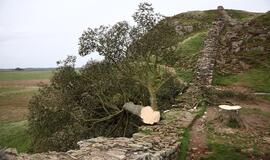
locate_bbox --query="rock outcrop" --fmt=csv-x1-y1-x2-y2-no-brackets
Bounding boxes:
216,11,270,74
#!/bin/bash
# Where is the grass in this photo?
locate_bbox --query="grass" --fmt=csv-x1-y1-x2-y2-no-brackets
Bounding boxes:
195,105,207,118
0,88,37,106
242,107,270,117
0,70,50,122
262,95,270,101
0,70,52,153
201,143,248,160
174,32,207,82
176,68,194,82
253,12,270,26
0,86,38,95
0,88,38,122
140,128,153,135
213,68,270,92
0,121,31,153
177,31,207,56
226,9,259,21
0,70,53,81
178,128,190,160
172,10,217,26
0,86,26,93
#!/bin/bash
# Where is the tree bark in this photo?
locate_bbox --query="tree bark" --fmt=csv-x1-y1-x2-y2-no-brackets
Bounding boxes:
149,88,158,111
123,102,143,116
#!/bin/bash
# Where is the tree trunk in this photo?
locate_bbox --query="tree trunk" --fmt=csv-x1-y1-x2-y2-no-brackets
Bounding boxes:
149,88,158,111
123,102,143,116
123,102,160,124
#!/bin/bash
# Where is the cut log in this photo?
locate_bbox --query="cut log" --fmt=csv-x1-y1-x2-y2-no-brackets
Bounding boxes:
123,102,160,125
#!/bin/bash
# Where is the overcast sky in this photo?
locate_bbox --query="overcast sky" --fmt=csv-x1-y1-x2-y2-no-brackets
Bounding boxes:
0,0,269,68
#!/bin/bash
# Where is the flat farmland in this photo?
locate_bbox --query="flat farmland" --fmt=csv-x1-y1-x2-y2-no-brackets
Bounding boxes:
0,70,52,81
0,70,52,122
0,70,53,152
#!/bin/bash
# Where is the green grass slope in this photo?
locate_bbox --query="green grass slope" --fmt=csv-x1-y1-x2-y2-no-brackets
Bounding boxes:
213,68,270,92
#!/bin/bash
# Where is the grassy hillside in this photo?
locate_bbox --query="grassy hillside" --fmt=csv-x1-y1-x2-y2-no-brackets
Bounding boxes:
213,68,270,92
177,31,207,56
213,12,270,93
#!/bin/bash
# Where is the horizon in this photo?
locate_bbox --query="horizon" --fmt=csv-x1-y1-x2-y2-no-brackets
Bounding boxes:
0,0,269,69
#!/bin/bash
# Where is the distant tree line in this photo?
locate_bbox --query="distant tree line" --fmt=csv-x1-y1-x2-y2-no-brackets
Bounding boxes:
14,67,24,71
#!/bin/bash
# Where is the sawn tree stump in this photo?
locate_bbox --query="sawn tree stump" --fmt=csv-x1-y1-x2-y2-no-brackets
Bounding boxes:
218,105,243,128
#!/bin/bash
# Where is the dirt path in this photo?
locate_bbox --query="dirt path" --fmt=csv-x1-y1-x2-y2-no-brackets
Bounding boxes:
187,112,209,160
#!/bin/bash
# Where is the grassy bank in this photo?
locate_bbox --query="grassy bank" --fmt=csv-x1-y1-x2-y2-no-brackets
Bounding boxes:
213,68,270,92
0,121,31,153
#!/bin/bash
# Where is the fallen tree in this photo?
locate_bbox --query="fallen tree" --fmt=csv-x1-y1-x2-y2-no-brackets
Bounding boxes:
28,3,185,152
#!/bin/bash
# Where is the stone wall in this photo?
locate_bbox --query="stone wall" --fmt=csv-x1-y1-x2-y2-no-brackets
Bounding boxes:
176,6,235,109
196,20,224,85
2,110,196,160
196,6,235,85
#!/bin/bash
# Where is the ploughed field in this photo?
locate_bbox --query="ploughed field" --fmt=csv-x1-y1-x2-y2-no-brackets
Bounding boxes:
0,70,52,152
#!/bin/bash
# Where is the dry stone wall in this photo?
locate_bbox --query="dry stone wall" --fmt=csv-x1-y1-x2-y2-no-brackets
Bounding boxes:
177,6,235,109
196,6,233,85
196,20,225,85
2,110,196,160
